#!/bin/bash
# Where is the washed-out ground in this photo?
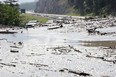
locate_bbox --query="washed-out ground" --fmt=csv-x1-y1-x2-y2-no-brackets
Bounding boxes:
0,15,116,77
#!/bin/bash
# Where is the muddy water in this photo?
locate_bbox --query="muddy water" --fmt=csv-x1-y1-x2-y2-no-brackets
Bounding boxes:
80,41,116,47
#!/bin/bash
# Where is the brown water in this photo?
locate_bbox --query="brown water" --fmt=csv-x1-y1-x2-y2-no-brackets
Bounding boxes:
80,41,116,47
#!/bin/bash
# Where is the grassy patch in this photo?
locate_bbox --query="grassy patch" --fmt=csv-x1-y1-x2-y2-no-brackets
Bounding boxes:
38,17,48,23
67,13,80,16
20,14,48,26
85,13,95,16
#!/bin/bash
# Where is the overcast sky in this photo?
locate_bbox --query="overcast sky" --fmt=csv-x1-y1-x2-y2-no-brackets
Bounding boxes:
0,0,35,4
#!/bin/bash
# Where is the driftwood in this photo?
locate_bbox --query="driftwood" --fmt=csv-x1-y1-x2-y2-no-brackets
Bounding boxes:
86,55,116,64
68,45,82,53
47,46,82,55
10,44,23,49
0,31,17,34
10,42,24,49
10,50,19,53
68,70,91,76
86,28,97,34
59,68,91,76
48,26,60,30
29,63,48,67
0,63,16,67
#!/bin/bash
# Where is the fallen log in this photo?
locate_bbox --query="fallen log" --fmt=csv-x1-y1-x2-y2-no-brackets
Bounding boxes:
47,26,60,30
10,46,23,49
86,55,116,64
0,31,17,34
29,63,48,67
10,50,19,53
59,68,91,76
69,70,91,76
68,45,82,53
0,63,16,67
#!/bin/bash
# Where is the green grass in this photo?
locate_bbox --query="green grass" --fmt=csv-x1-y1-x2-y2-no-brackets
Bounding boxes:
20,14,48,26
67,13,80,16
38,17,48,23
85,13,95,16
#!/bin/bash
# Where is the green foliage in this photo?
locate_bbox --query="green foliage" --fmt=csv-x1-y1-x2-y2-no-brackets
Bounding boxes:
0,4,21,26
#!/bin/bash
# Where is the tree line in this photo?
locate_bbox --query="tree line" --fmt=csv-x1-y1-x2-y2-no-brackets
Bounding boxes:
0,3,21,26
68,0,116,16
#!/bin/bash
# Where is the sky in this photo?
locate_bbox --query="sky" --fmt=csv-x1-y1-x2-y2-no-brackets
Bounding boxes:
0,0,35,4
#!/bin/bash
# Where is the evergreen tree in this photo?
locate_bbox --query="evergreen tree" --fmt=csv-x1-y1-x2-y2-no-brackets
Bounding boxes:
0,3,21,26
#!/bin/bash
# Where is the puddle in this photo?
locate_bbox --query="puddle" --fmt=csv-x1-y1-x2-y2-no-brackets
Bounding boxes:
0,27,116,47
0,28,85,45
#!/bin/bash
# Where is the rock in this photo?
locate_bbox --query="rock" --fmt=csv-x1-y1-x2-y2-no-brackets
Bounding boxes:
18,42,23,45
21,31,23,33
60,24,63,28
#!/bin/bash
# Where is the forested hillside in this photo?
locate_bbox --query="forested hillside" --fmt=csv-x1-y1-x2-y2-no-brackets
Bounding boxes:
35,0,116,16
68,0,116,16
